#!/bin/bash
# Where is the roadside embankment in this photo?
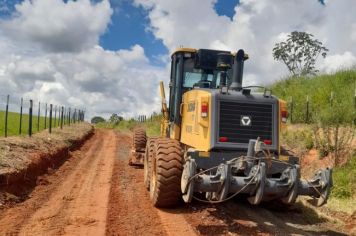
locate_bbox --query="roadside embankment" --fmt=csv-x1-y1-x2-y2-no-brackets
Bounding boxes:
0,123,94,204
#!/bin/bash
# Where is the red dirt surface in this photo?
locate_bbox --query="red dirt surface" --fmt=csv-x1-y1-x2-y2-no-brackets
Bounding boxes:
0,129,350,235
0,123,93,195
0,129,112,235
105,132,195,236
300,149,334,178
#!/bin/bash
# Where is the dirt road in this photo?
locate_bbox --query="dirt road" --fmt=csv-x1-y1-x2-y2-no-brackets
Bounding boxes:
0,129,348,235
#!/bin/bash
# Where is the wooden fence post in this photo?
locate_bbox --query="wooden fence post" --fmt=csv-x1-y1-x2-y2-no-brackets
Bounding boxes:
58,106,61,126
54,105,57,127
61,106,64,129
63,107,66,125
19,97,23,135
68,108,71,126
29,100,33,137
74,109,76,124
37,102,41,132
4,95,9,137
44,103,47,129
49,104,53,133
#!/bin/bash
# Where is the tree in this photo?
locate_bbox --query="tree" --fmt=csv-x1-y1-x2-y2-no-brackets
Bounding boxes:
109,113,123,124
273,31,328,76
91,116,105,124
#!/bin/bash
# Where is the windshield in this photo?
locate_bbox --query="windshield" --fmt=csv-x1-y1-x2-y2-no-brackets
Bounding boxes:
182,58,231,89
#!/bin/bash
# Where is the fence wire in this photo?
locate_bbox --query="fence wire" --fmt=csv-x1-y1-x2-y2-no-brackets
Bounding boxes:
0,94,86,138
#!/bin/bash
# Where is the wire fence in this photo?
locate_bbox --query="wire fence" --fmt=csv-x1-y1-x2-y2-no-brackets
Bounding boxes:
136,115,161,123
286,90,356,124
137,115,147,122
0,94,85,138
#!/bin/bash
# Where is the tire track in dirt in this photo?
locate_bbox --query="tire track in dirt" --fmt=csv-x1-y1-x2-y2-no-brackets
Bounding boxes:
0,129,116,235
105,132,196,236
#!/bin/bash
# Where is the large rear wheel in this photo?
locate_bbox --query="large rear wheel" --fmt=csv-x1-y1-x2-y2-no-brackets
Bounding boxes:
133,128,147,152
149,138,183,208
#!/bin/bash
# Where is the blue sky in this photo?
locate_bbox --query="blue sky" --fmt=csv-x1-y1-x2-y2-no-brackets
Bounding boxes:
1,0,239,66
100,0,239,65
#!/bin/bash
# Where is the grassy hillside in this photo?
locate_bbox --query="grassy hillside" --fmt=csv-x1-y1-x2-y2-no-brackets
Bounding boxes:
0,110,60,137
269,70,356,123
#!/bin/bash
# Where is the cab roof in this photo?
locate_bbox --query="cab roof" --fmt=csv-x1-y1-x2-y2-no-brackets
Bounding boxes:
172,47,197,55
172,47,249,60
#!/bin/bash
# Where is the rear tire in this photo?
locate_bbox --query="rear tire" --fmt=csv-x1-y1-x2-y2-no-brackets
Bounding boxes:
133,128,147,152
149,138,183,208
144,137,158,190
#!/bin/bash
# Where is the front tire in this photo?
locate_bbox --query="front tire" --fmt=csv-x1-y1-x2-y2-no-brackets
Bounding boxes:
149,138,183,208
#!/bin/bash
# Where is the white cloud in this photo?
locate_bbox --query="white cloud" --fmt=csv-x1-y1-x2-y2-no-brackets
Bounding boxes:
0,0,165,119
135,0,356,85
7,57,56,82
319,52,356,73
1,0,113,52
133,0,231,51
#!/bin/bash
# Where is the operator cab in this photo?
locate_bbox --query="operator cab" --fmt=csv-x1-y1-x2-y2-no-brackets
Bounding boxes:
168,48,247,125
181,59,232,90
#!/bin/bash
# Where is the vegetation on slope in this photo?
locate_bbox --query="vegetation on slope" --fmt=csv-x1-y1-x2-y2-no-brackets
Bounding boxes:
269,70,356,124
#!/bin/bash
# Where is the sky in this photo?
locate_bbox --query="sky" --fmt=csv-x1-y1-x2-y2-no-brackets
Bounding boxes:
0,0,355,119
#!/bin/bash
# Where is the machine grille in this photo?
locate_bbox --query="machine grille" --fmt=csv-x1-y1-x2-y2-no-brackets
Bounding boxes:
219,101,273,143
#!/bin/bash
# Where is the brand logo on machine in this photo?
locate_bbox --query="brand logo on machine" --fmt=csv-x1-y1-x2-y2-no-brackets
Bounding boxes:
240,116,251,126
187,102,195,112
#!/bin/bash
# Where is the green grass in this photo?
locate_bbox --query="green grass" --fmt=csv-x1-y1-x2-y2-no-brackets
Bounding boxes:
331,157,356,199
0,110,63,137
327,157,356,214
270,70,356,124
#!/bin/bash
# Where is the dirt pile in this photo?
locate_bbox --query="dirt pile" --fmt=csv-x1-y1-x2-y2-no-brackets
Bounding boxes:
0,123,93,203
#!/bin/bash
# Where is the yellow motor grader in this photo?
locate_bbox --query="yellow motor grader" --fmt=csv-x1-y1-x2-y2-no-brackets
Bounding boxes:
132,48,332,208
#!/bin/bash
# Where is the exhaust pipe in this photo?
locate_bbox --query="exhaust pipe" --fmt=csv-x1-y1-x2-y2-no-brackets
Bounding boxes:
230,49,245,91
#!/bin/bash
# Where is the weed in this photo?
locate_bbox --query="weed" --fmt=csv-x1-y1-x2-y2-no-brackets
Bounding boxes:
331,157,356,199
